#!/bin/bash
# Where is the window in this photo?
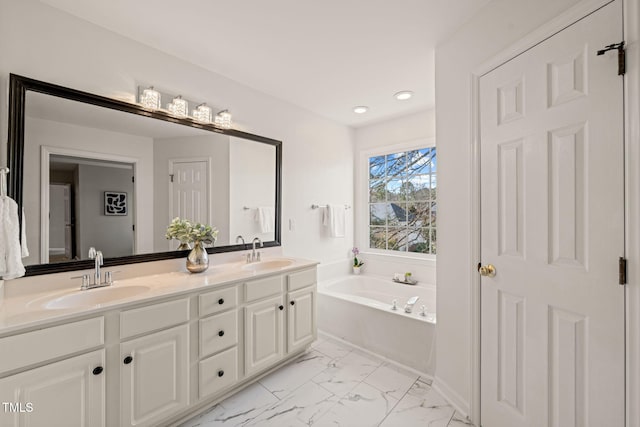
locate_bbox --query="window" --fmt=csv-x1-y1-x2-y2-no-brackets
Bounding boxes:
368,147,436,254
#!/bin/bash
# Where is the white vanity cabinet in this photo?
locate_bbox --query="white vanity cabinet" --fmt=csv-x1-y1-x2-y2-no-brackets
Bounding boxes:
286,269,317,354
198,286,240,400
0,317,106,427
119,298,190,427
0,349,106,427
0,263,317,427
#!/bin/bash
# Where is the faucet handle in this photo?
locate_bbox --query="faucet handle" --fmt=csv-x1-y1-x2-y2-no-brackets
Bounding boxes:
256,252,261,262
72,274,91,289
104,271,120,285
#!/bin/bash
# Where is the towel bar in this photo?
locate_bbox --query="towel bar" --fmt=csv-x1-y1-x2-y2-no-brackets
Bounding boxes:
311,204,351,210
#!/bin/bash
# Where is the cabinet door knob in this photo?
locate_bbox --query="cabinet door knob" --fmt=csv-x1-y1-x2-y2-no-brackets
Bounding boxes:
218,298,225,305
123,356,133,364
290,301,295,306
278,305,284,311
218,330,225,337
92,366,103,375
218,370,224,377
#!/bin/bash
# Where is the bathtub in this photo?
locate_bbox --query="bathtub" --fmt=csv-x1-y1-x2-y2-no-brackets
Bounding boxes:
318,275,436,375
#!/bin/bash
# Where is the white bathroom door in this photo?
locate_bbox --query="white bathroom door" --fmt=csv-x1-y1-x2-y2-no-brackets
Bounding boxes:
479,2,624,427
169,159,210,233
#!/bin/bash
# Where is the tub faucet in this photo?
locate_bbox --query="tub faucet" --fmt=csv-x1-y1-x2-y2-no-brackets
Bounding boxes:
404,296,420,313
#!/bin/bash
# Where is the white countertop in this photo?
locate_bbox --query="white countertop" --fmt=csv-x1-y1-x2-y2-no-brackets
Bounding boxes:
0,257,318,336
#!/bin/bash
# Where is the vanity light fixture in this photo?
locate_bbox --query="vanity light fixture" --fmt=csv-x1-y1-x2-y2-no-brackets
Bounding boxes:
193,103,213,123
353,106,369,114
167,95,189,118
139,86,161,109
215,110,232,129
394,91,414,101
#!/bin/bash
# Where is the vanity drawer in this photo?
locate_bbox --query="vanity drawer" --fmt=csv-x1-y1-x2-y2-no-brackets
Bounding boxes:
199,310,238,358
199,347,238,399
120,297,189,339
287,268,316,291
0,317,104,374
245,276,283,303
199,286,238,317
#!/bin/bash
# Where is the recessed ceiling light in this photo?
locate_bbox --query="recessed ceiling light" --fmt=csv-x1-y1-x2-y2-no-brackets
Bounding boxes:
394,91,414,101
353,106,369,114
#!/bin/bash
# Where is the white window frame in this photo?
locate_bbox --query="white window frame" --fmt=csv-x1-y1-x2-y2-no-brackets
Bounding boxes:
356,137,436,261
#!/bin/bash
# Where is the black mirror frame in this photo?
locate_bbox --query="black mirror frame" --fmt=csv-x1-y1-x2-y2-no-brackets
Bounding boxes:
7,74,282,276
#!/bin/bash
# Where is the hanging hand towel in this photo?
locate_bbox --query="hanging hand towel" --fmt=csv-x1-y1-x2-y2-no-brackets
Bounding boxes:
0,196,26,280
322,204,345,238
255,207,275,233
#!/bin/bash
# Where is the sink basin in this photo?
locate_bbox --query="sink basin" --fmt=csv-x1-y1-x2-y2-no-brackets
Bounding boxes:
241,259,295,272
44,285,151,309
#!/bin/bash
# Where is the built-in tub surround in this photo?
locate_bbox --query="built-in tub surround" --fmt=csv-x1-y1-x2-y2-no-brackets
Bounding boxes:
318,274,436,375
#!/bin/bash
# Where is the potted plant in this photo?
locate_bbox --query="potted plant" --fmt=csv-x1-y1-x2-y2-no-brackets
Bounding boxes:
166,217,219,273
352,247,364,274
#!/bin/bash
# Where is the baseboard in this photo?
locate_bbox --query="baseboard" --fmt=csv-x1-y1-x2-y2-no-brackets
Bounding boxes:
432,376,471,421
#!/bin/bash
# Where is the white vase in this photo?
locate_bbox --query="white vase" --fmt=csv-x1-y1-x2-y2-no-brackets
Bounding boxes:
353,266,361,275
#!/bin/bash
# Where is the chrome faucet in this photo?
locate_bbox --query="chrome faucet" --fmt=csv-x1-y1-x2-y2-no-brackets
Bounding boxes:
404,296,420,313
248,237,263,263
94,251,103,286
236,235,246,248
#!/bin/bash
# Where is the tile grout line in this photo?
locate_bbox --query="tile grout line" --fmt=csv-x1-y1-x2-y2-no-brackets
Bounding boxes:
376,378,421,427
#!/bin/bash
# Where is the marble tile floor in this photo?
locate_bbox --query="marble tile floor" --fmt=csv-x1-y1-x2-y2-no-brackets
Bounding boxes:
180,336,473,427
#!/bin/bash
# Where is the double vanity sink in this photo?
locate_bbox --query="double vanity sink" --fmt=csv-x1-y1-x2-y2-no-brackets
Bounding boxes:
17,257,296,314
0,256,316,427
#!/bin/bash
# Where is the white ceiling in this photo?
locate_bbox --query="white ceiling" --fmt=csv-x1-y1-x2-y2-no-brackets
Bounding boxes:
40,0,490,128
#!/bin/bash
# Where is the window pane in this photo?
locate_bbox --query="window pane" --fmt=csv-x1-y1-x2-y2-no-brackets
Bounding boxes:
408,228,430,253
430,201,437,225
407,202,430,227
369,203,386,226
407,148,431,176
430,174,437,189
430,228,437,254
386,152,406,177
370,227,386,249
387,227,408,251
369,156,385,179
386,179,404,202
387,203,407,225
369,179,386,203
405,175,430,201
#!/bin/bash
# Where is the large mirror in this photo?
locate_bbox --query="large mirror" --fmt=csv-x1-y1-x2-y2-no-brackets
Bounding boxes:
8,74,282,275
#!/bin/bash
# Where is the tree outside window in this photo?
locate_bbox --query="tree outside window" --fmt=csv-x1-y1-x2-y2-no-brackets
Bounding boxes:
368,148,436,254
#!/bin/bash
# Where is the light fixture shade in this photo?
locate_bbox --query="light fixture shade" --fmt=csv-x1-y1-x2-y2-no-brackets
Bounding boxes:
215,110,232,129
193,103,213,123
140,87,161,109
167,96,189,117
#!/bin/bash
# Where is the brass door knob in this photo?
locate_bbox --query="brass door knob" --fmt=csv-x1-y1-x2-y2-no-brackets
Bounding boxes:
479,264,496,277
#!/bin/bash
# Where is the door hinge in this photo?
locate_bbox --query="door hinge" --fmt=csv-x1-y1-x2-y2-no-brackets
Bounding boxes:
169,174,174,183
132,176,135,183
132,224,135,231
619,257,627,285
597,41,625,75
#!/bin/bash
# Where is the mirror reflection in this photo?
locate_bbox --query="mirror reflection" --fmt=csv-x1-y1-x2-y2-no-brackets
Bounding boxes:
22,91,277,266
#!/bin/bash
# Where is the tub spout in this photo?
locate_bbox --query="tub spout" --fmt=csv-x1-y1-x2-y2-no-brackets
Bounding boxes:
404,296,420,313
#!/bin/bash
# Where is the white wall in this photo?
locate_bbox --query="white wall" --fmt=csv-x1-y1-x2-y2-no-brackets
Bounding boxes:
434,0,609,417
0,0,354,268
22,117,154,265
352,109,437,285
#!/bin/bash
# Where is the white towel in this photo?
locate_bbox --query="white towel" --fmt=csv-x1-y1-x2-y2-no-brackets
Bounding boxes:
255,207,275,233
0,196,26,280
322,204,345,238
